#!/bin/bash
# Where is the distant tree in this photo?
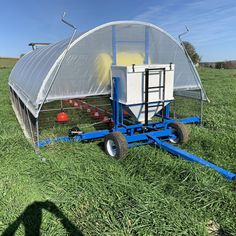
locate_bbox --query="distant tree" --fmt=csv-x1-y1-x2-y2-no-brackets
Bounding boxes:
224,61,233,69
215,61,234,69
20,53,25,58
215,62,224,69
182,41,201,64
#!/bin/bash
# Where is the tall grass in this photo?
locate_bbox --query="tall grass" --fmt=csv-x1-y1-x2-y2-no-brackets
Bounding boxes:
0,60,236,235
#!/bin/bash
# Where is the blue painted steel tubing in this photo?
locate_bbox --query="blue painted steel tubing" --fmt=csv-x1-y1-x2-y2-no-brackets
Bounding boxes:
147,133,236,181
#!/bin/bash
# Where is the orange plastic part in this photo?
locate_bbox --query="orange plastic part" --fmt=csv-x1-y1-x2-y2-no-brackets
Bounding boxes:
56,111,70,122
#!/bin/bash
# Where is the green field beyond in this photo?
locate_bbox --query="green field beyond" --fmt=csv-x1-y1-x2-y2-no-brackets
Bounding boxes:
0,58,236,235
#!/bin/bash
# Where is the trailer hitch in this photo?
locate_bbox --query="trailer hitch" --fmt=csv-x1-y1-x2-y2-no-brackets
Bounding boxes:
147,133,236,181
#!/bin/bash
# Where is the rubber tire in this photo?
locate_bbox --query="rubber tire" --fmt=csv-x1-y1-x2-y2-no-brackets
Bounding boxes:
104,132,128,159
168,122,189,144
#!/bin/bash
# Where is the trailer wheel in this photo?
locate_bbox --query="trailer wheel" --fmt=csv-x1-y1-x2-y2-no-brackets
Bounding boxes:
104,132,128,159
168,122,189,144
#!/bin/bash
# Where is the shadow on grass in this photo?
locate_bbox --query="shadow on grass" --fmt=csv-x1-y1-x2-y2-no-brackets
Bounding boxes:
97,141,105,152
2,200,83,236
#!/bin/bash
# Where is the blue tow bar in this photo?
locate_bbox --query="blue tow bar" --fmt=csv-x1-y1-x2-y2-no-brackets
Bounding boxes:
147,134,236,181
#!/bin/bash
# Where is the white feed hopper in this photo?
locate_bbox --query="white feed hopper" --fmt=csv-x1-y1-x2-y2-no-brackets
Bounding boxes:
111,64,175,122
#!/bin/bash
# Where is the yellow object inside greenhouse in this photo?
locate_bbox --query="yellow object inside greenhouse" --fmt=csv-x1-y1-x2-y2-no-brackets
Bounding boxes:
96,52,146,85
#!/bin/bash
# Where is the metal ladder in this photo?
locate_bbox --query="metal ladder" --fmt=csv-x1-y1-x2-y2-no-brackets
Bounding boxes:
144,68,166,125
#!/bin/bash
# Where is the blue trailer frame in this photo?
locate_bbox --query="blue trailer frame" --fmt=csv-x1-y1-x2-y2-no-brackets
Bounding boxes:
36,25,235,180
36,76,236,181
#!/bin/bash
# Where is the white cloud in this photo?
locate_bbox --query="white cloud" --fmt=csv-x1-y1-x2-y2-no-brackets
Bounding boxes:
134,0,236,60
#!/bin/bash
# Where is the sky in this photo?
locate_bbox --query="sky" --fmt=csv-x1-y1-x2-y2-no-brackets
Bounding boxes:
0,0,235,62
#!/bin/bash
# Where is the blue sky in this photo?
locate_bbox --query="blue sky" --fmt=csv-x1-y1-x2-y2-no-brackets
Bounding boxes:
0,0,235,61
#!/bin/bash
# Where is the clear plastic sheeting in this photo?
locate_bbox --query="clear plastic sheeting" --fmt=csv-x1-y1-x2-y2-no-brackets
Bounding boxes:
9,21,207,118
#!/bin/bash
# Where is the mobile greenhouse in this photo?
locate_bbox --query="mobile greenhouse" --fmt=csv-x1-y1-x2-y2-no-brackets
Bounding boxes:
9,21,236,180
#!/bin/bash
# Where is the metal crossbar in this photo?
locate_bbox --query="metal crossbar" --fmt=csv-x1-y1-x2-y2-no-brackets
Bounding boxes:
144,68,166,125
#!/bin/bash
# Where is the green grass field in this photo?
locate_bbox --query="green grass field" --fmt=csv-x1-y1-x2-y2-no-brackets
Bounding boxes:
0,58,236,235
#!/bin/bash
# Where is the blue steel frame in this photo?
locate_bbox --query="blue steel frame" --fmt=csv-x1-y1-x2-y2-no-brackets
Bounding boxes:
36,30,236,181
145,26,149,64
36,76,236,181
112,26,117,65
